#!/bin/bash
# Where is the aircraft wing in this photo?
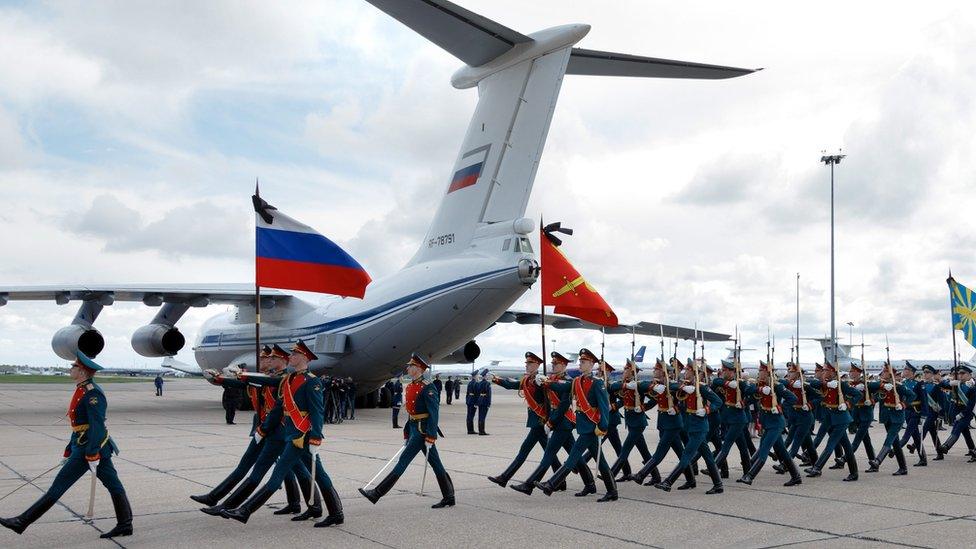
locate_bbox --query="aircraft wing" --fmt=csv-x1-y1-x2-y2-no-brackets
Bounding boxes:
495,311,730,342
161,357,203,377
0,284,292,307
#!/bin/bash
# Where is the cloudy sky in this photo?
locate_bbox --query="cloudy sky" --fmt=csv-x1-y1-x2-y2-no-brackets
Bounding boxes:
1,0,975,370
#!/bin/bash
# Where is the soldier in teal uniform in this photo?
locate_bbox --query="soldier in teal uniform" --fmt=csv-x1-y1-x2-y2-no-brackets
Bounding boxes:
487,351,562,487
804,362,863,481
631,358,694,487
737,362,802,486
192,345,302,516
509,351,592,496
865,365,913,475
606,359,653,482
360,354,455,509
599,363,631,480
1,352,131,538
847,363,878,467
775,362,821,473
898,363,926,465
938,364,976,459
918,365,946,461
466,374,480,434
223,341,344,528
711,360,756,479
654,359,723,494
477,372,492,435
535,348,617,502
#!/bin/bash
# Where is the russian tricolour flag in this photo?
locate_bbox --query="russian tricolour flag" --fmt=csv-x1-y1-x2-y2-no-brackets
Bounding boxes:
253,192,371,298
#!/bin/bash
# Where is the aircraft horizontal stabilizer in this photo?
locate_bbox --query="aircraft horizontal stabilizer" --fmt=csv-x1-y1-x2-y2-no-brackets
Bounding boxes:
496,311,729,342
567,48,759,80
365,0,532,67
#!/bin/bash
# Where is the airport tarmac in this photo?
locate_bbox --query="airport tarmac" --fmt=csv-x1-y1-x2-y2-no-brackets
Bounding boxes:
1,380,976,548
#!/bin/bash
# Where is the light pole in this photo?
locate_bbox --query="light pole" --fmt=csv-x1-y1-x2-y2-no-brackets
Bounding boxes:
847,321,854,348
821,151,845,364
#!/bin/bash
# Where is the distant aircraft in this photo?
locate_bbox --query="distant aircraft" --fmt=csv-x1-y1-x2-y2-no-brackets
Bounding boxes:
0,0,752,397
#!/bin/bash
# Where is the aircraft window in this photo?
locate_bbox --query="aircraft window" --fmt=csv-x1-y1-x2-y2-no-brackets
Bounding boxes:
517,237,533,253
502,238,511,251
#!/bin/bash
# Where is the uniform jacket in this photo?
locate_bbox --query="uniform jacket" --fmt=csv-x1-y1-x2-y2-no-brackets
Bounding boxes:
65,380,112,461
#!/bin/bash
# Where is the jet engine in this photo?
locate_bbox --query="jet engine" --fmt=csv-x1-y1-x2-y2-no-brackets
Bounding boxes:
437,340,481,364
131,324,186,357
52,325,105,360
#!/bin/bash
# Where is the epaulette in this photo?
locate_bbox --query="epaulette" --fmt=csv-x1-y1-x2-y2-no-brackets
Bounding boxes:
83,382,96,393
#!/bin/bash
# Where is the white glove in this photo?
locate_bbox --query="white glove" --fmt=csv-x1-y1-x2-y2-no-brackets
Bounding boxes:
309,443,320,455
203,369,218,380
87,460,98,474
253,432,263,444
682,385,695,394
727,381,739,389
535,374,548,385
667,409,677,415
967,379,975,388
226,365,241,375
802,404,810,411
624,381,638,390
485,373,495,382
883,383,893,391
951,380,961,386
544,424,552,435
853,383,864,391
957,413,964,421
838,403,847,411
761,386,772,395
792,380,802,389
695,409,706,417
653,384,666,394
827,380,839,389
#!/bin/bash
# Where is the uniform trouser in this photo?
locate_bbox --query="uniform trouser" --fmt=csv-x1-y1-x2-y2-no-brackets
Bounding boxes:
392,406,400,426
156,386,162,396
943,414,976,452
616,426,652,466
347,396,356,419
478,405,490,432
751,420,791,473
446,392,453,405
881,419,904,448
265,442,335,500
225,405,237,424
899,410,921,448
850,419,877,462
466,405,477,432
785,412,815,458
714,422,751,467
246,437,299,490
603,425,629,474
813,424,855,470
561,432,612,481
505,426,561,474
47,446,125,501
922,413,942,452
522,428,592,484
813,419,829,449
674,429,717,473
391,422,447,477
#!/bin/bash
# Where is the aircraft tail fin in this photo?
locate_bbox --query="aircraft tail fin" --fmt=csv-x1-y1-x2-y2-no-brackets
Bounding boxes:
567,48,758,79
634,345,646,363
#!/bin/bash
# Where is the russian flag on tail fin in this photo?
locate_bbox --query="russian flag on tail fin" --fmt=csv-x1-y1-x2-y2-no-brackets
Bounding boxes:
253,191,371,298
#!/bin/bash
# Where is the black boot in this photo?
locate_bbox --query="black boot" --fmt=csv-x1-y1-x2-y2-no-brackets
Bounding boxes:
274,476,302,515
488,460,520,488
202,478,258,517
314,485,344,527
431,470,455,508
892,444,908,476
99,492,133,539
359,472,399,504
939,433,958,455
291,485,322,521
931,431,945,460
596,465,618,502
609,456,629,482
867,444,889,472
653,467,682,492
222,485,276,524
574,464,596,497
191,474,240,506
719,459,729,479
478,420,489,436
0,494,56,535
782,456,803,487
631,457,658,485
915,440,928,466
737,457,762,485
535,464,573,497
704,459,723,494
843,449,859,482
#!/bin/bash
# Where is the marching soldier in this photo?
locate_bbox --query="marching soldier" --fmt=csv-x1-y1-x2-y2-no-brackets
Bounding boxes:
607,359,653,482
898,363,926,466
1,352,131,538
466,374,480,434
865,365,913,475
804,362,863,481
509,351,593,496
600,363,631,480
193,345,302,516
711,360,756,479
938,365,976,459
487,352,562,487
631,358,693,487
847,363,878,467
223,341,344,528
535,348,617,502
359,354,455,509
737,362,802,486
654,359,723,494
777,362,821,471
918,365,945,461
478,372,492,435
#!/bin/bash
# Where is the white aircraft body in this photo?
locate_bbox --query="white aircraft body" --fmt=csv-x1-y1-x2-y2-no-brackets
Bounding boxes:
1,0,750,394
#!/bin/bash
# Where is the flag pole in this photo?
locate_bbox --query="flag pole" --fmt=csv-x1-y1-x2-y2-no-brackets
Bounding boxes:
948,269,959,370
540,217,547,375
254,178,262,372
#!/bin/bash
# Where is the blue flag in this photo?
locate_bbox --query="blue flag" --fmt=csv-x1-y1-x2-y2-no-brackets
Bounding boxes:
949,276,976,349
